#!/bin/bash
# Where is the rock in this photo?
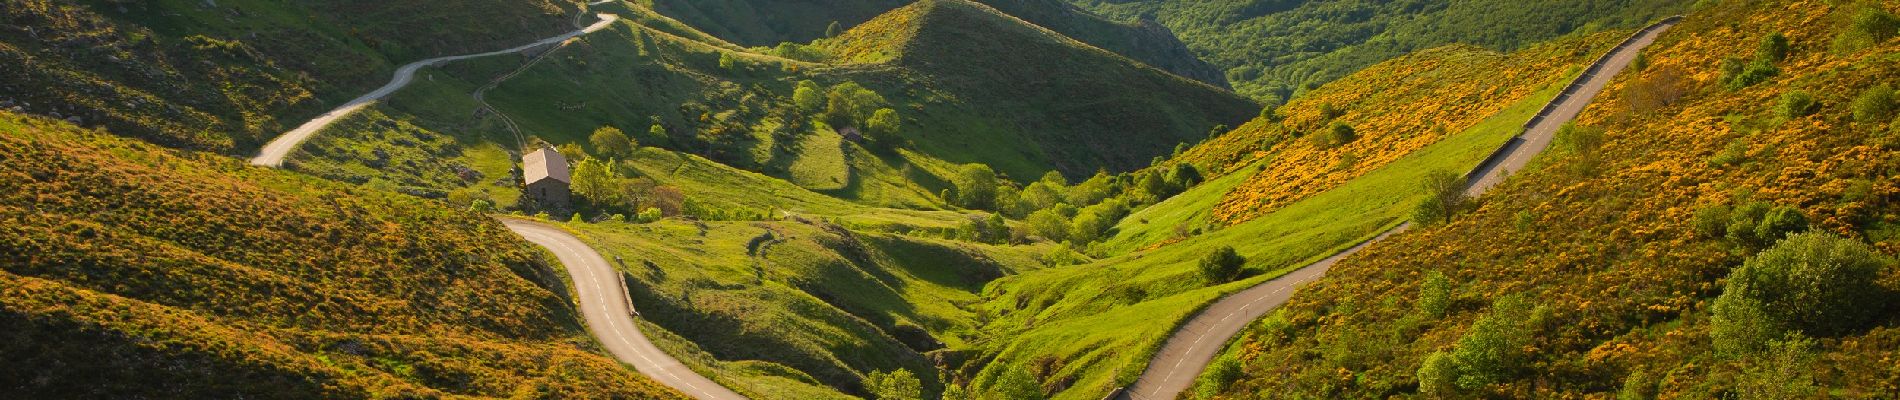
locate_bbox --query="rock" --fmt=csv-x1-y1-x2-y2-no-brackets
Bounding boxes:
201,0,217,8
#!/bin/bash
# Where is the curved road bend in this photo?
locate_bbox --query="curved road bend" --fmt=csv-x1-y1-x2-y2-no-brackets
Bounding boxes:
504,219,747,400
1117,20,1678,400
249,14,620,167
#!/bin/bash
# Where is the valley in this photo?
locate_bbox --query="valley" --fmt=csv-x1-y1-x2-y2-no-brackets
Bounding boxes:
3,0,1898,399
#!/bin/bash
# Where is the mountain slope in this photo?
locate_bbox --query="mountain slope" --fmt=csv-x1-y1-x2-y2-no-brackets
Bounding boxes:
1068,0,1686,102
0,111,686,399
954,30,1628,399
0,0,582,153
1210,0,1900,397
819,0,1259,175
639,0,1229,87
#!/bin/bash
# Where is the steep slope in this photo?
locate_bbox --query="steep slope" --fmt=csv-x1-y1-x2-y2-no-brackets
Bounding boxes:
0,0,582,153
639,0,1229,87
819,0,1259,175
0,111,685,399
1068,0,1686,102
954,31,1629,399
1212,0,1900,397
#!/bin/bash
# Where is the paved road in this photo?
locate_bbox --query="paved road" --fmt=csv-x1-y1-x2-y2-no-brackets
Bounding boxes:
503,219,747,400
1115,19,1678,400
249,14,619,167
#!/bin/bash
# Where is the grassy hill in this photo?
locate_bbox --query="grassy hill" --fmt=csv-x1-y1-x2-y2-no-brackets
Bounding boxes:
637,0,1229,87
951,31,1628,399
1067,0,1686,103
0,0,584,153
818,0,1259,176
295,0,1257,211
0,111,685,399
1208,0,1900,397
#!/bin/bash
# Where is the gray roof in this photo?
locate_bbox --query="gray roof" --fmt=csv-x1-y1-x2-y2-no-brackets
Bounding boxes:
523,147,570,184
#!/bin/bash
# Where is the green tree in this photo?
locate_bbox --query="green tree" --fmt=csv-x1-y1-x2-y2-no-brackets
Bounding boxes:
826,21,843,38
570,158,619,207
864,369,922,400
991,368,1043,400
1735,334,1820,400
557,142,588,162
793,81,825,113
1418,271,1452,319
1018,182,1065,214
1852,84,1896,123
589,126,633,157
1617,370,1657,400
648,123,667,139
1026,208,1070,243
824,81,887,127
952,163,998,210
1412,170,1470,225
1417,351,1457,398
1069,212,1111,244
866,108,902,146
1198,246,1246,283
1067,171,1115,205
1713,232,1892,356
1450,295,1536,390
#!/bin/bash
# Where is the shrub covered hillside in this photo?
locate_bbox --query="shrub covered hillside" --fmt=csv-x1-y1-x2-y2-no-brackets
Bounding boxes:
638,0,1229,87
1174,32,1628,227
1209,1,1900,398
0,0,583,153
818,0,1258,175
0,111,685,399
945,30,1626,400
1067,0,1686,102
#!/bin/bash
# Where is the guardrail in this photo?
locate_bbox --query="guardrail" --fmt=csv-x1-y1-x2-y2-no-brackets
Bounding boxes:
1459,15,1682,184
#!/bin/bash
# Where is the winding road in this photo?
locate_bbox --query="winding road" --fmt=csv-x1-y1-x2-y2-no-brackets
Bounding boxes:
1115,18,1679,400
242,12,746,399
249,14,619,167
504,220,747,400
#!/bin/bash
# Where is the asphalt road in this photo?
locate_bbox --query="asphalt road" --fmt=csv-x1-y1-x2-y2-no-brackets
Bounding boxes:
503,219,747,400
1115,19,1679,400
249,14,619,167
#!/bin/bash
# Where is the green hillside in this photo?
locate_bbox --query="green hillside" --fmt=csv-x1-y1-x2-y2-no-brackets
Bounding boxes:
818,0,1259,176
1067,0,1686,102
0,111,686,399
0,0,584,153
1209,0,1900,397
637,0,1229,87
294,0,1257,212
953,30,1625,399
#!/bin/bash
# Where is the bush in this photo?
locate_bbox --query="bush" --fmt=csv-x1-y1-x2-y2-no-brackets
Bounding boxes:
1692,205,1730,239
864,369,922,400
1311,122,1358,148
1758,32,1790,63
1198,246,1246,283
1617,370,1657,400
1724,202,1807,248
1852,84,1896,123
1776,91,1818,119
636,207,663,223
1417,351,1458,397
1833,8,1900,53
1026,208,1070,243
1194,353,1243,399
1418,271,1452,319
1714,232,1892,345
1719,58,1779,90
1450,296,1537,390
